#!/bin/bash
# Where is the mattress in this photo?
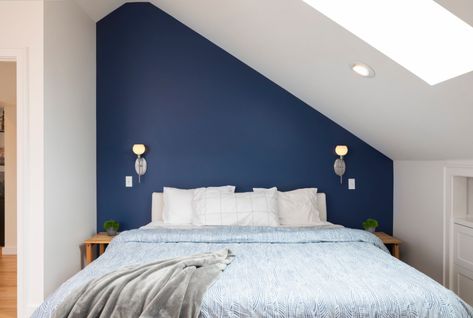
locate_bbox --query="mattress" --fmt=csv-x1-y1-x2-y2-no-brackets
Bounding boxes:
33,226,473,317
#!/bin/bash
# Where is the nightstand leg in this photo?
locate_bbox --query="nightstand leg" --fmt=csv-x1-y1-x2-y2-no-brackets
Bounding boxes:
99,244,105,255
86,243,93,265
393,244,400,259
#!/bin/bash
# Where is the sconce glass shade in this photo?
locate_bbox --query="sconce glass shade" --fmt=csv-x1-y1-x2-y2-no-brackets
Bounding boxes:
335,145,348,157
132,144,147,183
334,145,348,184
132,144,146,156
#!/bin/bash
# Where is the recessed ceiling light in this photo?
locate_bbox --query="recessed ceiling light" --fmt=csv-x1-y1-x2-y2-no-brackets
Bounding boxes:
352,63,375,78
303,0,473,85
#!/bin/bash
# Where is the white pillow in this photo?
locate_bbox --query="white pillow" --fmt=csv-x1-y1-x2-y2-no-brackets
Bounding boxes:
162,186,235,225
192,188,280,226
253,187,320,225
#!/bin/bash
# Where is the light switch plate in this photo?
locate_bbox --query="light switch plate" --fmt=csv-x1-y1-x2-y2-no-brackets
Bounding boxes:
348,178,356,190
125,176,133,188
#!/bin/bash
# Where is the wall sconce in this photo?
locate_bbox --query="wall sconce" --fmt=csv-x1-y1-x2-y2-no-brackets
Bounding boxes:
132,144,147,183
334,145,348,184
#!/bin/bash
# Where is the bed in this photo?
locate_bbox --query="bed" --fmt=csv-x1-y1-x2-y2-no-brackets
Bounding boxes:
33,192,473,317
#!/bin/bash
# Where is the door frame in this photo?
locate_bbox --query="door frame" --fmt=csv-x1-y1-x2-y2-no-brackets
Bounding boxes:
0,48,29,318
443,161,473,288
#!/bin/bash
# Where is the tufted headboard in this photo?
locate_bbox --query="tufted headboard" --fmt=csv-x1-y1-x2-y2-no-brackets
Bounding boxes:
151,192,327,223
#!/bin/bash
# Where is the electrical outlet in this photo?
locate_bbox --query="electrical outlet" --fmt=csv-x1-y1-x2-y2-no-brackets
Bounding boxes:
348,178,356,190
125,176,133,188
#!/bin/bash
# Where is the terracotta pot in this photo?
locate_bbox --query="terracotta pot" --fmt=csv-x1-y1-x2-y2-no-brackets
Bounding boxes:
106,228,117,236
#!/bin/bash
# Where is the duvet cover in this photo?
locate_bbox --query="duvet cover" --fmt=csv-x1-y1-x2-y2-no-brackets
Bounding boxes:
33,226,473,317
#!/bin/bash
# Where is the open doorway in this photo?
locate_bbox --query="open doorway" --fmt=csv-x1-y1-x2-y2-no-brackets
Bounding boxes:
0,61,18,317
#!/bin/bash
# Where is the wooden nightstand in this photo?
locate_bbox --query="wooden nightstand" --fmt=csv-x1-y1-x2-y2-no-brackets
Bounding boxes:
374,232,402,259
84,232,115,265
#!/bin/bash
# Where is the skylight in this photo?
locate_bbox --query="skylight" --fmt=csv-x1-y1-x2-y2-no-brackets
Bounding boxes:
303,0,473,85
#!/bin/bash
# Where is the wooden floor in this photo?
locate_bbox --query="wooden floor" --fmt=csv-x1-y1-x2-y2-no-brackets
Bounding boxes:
0,254,16,318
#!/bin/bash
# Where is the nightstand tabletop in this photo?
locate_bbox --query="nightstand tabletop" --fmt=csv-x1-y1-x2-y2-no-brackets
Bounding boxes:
85,232,115,244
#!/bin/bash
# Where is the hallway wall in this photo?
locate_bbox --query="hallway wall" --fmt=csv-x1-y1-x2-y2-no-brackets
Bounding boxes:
5,103,17,255
0,61,17,255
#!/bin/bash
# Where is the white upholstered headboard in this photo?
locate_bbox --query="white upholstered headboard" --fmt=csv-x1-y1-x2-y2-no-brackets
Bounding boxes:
151,192,327,223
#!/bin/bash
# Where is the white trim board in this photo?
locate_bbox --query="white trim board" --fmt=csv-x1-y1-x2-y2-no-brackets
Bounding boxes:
26,304,40,318
0,48,31,318
1,3,45,316
443,161,473,289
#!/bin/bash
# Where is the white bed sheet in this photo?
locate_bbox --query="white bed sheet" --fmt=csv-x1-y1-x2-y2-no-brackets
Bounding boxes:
140,221,339,229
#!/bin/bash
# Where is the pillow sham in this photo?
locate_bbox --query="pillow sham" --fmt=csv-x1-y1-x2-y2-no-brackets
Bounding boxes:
253,187,320,225
162,186,235,225
192,188,280,226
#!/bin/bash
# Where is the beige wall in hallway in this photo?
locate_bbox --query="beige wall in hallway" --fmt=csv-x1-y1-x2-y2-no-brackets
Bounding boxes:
5,104,17,254
0,61,17,254
0,62,16,104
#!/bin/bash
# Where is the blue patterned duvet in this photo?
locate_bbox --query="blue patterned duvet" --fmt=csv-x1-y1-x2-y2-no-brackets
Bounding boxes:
33,226,472,317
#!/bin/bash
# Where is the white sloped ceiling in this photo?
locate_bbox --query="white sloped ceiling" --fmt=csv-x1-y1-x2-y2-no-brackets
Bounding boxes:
74,0,473,160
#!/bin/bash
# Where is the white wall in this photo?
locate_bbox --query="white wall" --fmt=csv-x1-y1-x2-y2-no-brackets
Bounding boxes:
0,1,44,316
394,161,445,283
44,0,96,296
0,61,17,255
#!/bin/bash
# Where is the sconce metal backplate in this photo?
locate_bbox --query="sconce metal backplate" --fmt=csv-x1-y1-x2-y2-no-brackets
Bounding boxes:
135,157,147,182
334,158,346,183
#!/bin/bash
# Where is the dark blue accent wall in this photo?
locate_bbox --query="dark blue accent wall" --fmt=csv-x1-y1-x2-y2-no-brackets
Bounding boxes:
97,3,393,233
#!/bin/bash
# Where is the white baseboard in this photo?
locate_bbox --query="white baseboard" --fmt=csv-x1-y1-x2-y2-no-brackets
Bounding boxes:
1,246,17,255
25,304,40,318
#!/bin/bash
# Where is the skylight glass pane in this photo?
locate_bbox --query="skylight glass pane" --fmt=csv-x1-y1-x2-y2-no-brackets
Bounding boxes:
303,0,473,85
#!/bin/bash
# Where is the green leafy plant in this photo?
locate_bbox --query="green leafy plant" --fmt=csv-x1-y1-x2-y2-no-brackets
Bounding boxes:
362,218,379,231
103,220,120,232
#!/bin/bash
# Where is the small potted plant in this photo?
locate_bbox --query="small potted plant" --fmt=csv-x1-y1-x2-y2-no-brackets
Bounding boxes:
103,220,120,236
362,218,379,233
